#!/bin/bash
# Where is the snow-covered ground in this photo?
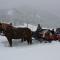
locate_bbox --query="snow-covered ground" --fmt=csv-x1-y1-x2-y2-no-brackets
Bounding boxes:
0,24,60,60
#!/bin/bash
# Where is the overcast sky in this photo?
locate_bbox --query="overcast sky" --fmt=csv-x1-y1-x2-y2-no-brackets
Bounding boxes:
0,0,60,17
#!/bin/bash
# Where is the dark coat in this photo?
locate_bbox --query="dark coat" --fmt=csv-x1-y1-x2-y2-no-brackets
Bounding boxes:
4,26,32,46
56,28,60,34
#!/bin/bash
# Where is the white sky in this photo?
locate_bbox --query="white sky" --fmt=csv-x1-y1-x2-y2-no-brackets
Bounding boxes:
0,0,60,17
0,0,59,9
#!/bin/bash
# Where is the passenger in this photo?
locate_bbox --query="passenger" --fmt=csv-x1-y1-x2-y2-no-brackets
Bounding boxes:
36,24,42,39
36,24,42,32
51,29,55,34
10,23,12,25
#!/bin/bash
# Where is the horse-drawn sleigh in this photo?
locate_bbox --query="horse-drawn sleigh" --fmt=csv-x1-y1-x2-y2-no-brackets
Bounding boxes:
0,23,60,47
32,24,60,43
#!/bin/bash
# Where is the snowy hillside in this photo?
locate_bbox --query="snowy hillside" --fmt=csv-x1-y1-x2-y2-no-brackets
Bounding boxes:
0,24,60,60
0,7,60,28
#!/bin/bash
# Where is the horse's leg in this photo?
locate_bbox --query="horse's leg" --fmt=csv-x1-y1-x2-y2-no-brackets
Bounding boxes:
27,39,30,44
29,38,32,44
9,39,12,47
59,40,60,42
7,38,12,47
39,38,43,43
48,40,52,43
21,38,24,42
27,38,32,45
24,38,26,41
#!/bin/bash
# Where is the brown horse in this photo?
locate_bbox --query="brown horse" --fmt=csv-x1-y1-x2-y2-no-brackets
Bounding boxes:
0,23,32,47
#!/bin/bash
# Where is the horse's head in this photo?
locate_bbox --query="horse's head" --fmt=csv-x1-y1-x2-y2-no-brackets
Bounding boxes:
0,23,3,32
0,23,14,35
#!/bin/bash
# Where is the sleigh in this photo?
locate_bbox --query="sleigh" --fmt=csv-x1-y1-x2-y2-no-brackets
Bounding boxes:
32,28,60,43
